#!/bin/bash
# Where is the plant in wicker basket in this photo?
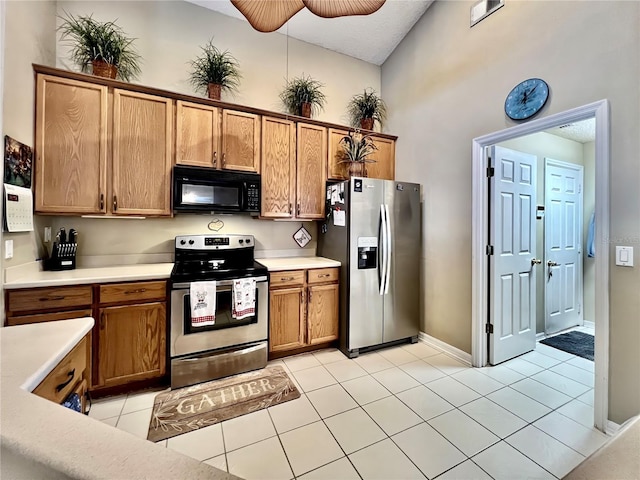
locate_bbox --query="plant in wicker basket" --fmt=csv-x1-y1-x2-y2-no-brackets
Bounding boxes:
58,12,141,81
339,130,377,178
280,74,326,118
347,88,387,130
189,39,242,100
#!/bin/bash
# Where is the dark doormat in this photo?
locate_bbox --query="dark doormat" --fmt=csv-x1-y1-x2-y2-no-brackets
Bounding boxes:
540,331,594,361
147,365,300,442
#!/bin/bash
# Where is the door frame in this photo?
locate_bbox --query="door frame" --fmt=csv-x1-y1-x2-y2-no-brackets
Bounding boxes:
471,100,610,431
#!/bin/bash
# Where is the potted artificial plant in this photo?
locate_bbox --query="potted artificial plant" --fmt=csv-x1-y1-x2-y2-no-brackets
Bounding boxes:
339,130,377,178
347,88,387,130
280,74,326,118
58,12,141,81
189,39,242,100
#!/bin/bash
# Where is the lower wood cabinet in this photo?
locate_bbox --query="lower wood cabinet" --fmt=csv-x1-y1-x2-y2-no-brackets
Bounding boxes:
269,268,339,356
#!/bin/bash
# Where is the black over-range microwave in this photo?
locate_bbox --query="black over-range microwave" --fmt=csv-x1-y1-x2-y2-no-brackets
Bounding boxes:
173,165,260,214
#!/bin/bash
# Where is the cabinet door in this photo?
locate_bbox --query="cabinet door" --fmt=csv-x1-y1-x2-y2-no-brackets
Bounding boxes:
96,302,166,387
269,287,305,352
112,89,173,216
307,283,339,345
221,110,260,172
35,75,108,214
327,128,349,181
261,117,295,218
366,137,395,180
296,123,327,219
175,101,220,167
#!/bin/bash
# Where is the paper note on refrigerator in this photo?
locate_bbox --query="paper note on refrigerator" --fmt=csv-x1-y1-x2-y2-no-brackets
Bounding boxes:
333,209,346,227
3,183,34,232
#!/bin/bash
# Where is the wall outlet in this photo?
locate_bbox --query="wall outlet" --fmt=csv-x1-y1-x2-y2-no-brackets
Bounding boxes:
5,240,13,259
44,226,52,243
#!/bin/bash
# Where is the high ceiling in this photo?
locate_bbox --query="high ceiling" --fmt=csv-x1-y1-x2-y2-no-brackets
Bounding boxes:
187,0,434,65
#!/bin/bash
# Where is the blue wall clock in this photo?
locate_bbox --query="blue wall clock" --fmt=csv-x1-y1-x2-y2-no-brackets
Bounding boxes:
504,78,549,120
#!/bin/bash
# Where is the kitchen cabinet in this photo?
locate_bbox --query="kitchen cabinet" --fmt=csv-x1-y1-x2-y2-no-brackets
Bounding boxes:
5,284,93,326
34,74,172,216
261,118,326,219
327,128,396,181
268,268,339,356
327,128,350,181
175,102,260,173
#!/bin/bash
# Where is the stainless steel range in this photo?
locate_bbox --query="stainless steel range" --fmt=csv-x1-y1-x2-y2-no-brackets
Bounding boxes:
169,234,268,389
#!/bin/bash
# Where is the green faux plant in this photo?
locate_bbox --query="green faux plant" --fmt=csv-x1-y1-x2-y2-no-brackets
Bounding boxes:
339,130,378,164
346,88,388,129
58,12,142,82
280,74,326,118
189,39,242,100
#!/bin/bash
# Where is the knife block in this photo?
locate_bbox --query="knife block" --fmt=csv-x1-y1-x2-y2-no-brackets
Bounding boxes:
43,243,77,271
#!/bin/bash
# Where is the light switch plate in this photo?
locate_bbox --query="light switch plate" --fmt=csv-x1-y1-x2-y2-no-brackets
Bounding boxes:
44,226,52,243
5,240,13,259
615,246,634,267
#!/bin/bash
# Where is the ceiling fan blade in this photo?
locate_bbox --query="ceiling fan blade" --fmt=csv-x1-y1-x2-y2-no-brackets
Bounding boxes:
231,0,305,32
302,0,386,18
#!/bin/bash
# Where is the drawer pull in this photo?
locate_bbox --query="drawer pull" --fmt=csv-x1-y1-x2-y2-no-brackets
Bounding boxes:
55,368,76,392
124,288,147,295
280,277,295,281
39,296,65,302
318,273,331,278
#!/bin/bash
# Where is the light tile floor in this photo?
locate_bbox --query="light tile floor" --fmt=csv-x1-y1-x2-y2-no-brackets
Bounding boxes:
89,337,605,479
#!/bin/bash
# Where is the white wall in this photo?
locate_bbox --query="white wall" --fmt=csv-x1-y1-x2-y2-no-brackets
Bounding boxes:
583,141,596,326
382,0,640,423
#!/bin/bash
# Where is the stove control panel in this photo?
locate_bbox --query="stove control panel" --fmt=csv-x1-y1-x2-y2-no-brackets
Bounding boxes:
175,234,254,250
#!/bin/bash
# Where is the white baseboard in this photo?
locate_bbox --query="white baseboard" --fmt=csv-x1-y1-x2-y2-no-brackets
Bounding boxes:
418,332,472,365
584,320,595,329
536,332,546,341
605,420,621,436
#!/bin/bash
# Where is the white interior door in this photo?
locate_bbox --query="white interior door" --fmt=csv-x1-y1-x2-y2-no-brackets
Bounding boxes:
545,158,584,334
489,146,538,365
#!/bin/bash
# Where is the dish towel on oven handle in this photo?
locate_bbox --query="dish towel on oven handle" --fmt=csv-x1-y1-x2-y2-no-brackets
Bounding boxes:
190,281,216,326
232,278,256,320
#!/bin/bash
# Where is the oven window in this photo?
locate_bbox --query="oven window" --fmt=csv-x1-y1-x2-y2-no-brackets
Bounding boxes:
183,287,258,334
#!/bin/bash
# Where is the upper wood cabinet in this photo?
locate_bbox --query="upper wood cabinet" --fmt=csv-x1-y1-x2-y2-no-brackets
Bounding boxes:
296,123,327,219
366,137,396,180
221,110,261,172
35,75,108,214
261,116,295,218
327,128,349,181
34,74,173,216
175,101,220,168
112,89,173,216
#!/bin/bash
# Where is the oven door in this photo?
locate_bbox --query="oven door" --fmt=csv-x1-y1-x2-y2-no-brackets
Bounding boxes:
170,276,268,358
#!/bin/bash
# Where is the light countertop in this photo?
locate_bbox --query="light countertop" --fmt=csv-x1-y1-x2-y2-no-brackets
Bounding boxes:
256,256,340,271
4,263,173,289
0,318,236,480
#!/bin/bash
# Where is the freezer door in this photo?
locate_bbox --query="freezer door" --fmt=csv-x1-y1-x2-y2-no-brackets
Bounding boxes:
348,177,385,350
383,181,421,343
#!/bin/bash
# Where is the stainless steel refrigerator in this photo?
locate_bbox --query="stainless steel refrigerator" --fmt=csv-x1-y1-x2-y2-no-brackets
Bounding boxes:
318,177,422,358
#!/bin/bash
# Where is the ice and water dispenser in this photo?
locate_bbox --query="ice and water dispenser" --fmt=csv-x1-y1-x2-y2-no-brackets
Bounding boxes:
357,237,378,269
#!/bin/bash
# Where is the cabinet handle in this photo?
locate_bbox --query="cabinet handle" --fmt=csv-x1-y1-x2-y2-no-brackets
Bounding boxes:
222,153,226,167
300,291,303,304
289,203,292,214
100,193,104,210
213,151,217,167
318,273,331,278
297,203,301,216
308,289,312,303
113,195,118,212
124,288,147,295
55,368,76,392
280,277,295,281
100,312,105,330
39,296,65,302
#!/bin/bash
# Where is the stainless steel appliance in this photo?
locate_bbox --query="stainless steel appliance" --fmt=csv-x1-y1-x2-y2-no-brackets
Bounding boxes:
169,234,268,388
318,177,422,358
173,165,260,214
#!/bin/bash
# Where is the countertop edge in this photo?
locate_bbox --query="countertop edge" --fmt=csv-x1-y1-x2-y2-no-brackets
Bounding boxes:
256,256,341,271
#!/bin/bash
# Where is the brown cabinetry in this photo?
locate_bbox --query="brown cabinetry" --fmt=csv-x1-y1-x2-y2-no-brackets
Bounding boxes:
268,267,339,356
327,128,396,181
34,74,172,216
261,118,326,219
6,285,93,326
175,102,260,172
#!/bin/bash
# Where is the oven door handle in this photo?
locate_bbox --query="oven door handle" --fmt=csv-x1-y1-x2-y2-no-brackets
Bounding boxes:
172,276,268,289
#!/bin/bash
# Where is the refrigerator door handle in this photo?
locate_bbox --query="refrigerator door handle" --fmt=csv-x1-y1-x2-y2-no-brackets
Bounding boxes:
379,204,388,296
384,204,392,295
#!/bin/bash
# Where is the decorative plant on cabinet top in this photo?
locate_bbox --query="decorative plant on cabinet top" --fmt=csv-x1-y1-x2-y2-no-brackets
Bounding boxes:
280,74,326,118
189,39,242,101
339,130,377,178
58,12,142,81
347,88,387,131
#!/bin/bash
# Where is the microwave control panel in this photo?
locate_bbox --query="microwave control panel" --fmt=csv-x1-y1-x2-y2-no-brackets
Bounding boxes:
247,182,260,211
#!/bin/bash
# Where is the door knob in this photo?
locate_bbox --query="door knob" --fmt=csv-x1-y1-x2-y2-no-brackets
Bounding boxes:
531,258,542,266
547,260,559,267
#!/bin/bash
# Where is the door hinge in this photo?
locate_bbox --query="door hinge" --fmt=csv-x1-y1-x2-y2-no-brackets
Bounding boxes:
486,166,495,177
485,323,494,334
486,245,494,255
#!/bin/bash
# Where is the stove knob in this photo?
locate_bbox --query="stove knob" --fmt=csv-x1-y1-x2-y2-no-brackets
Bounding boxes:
245,238,252,244
180,240,186,245
188,240,195,245
239,239,244,244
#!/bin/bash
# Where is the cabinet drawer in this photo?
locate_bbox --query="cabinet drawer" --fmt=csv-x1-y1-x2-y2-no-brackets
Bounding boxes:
269,270,305,288
100,281,166,304
7,286,93,313
33,336,88,404
7,308,93,327
307,268,339,284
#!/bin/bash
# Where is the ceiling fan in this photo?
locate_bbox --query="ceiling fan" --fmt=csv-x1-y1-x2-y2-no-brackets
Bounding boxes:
230,0,386,33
